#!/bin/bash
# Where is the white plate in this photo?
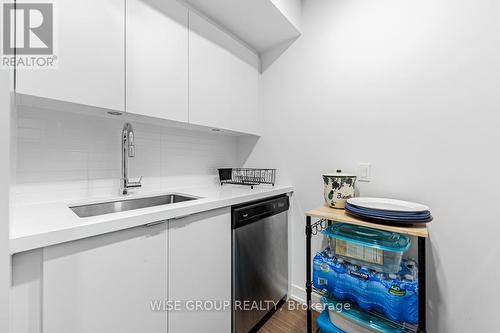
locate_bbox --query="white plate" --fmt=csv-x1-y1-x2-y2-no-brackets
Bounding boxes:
347,197,429,213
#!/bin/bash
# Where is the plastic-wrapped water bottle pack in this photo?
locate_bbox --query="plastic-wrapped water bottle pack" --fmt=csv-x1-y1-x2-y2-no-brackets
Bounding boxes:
313,248,418,324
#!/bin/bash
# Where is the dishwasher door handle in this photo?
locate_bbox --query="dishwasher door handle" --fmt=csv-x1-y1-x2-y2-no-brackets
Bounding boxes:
145,220,167,227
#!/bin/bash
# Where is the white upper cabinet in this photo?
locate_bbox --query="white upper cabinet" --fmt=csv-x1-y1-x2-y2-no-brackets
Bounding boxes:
15,0,125,111
126,0,188,122
14,0,265,134
188,11,261,135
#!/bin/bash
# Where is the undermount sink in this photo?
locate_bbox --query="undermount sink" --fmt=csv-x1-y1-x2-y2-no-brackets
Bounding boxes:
70,194,198,218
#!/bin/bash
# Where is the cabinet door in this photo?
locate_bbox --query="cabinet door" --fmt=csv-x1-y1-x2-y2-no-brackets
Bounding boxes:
15,0,125,111
126,0,188,122
168,208,231,333
188,11,261,135
42,223,167,333
11,250,43,333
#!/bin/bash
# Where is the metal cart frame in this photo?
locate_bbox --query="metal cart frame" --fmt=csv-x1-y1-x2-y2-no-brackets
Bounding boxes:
305,208,428,333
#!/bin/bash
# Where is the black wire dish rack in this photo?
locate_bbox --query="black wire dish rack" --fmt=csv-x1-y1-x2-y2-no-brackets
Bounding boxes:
218,168,276,189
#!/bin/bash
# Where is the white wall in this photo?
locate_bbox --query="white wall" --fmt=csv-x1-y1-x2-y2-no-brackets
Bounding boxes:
0,69,12,331
12,107,244,204
244,0,500,331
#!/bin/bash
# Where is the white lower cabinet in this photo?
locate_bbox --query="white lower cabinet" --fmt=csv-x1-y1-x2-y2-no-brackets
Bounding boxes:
168,208,232,333
10,208,233,333
11,250,43,333
42,223,168,333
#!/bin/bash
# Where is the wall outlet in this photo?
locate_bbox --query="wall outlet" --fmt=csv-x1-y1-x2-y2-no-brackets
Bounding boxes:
357,163,371,182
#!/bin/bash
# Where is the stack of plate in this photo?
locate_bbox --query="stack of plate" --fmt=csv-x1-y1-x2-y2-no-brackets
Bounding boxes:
346,197,432,225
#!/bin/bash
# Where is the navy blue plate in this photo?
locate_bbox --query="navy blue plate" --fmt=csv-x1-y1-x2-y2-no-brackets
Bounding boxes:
346,202,430,215
346,204,431,220
345,209,433,225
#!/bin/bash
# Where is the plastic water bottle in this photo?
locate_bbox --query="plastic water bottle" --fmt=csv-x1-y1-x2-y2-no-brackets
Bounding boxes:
313,251,419,324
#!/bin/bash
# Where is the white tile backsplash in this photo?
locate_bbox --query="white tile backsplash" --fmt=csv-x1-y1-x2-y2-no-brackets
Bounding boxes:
12,106,244,203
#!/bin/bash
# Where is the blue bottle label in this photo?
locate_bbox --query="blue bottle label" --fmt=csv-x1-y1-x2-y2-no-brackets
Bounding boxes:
349,270,369,280
388,285,407,296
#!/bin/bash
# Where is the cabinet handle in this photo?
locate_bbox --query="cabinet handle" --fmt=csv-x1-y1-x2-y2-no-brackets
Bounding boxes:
145,214,192,227
145,220,167,227
171,214,192,220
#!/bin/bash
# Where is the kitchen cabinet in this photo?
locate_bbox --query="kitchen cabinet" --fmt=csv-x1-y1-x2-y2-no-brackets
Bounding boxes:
15,0,125,111
11,208,233,333
188,11,261,135
126,0,188,122
168,208,231,333
11,250,43,333
42,223,167,333
15,0,263,134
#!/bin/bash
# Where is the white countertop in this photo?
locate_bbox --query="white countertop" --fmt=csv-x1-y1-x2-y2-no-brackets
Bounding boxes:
10,184,294,254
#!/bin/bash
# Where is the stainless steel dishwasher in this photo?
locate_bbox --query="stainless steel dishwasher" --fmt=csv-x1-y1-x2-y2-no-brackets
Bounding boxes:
232,195,289,333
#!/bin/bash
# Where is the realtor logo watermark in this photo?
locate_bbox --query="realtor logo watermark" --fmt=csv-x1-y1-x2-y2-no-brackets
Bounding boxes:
1,1,57,68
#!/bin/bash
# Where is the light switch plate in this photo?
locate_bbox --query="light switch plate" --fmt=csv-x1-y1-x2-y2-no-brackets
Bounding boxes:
357,163,371,182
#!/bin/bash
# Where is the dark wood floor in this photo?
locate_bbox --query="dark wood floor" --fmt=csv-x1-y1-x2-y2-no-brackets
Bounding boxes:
258,300,319,333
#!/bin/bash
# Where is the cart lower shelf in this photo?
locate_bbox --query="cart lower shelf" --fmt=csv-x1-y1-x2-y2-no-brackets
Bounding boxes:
312,288,418,333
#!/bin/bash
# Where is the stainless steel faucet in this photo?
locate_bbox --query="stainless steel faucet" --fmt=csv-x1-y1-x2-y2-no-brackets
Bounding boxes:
121,122,142,195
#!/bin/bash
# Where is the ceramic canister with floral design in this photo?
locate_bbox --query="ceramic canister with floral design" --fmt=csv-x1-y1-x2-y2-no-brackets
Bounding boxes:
323,170,357,209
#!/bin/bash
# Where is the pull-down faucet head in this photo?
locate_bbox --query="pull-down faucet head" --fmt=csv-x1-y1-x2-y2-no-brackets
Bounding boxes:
121,122,141,195
123,123,135,157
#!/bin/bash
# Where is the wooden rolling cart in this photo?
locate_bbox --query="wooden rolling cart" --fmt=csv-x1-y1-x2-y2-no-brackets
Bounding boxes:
305,206,429,333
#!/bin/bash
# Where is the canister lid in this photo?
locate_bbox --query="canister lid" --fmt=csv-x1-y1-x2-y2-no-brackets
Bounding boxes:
322,223,411,252
323,169,356,177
